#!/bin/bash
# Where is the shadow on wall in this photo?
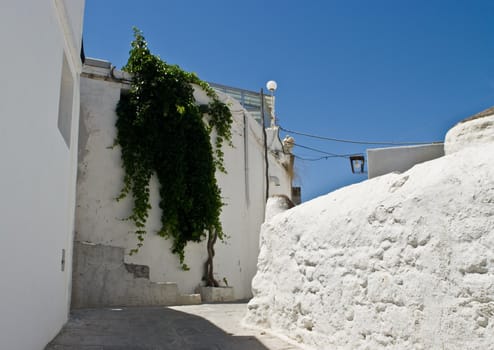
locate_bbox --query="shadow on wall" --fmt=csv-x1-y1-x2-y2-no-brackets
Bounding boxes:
46,306,270,349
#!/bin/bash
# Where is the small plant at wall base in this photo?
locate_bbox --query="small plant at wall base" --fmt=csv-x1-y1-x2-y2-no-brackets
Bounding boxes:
115,28,232,287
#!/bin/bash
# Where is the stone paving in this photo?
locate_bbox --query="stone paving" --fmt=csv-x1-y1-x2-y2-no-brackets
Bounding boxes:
46,303,304,350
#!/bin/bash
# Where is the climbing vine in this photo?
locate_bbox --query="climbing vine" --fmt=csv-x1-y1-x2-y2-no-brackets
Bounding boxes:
115,28,232,277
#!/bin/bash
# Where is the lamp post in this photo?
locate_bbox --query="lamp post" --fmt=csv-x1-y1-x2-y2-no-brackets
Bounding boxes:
266,80,277,127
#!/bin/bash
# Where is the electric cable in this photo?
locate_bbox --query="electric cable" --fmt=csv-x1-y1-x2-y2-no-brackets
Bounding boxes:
293,154,339,161
280,126,441,146
293,143,361,158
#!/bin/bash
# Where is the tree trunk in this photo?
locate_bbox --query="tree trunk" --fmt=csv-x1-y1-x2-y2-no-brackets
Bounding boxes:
204,228,219,287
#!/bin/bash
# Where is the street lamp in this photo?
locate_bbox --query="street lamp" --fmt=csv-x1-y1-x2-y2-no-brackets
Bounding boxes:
266,80,277,127
349,155,365,174
266,80,277,92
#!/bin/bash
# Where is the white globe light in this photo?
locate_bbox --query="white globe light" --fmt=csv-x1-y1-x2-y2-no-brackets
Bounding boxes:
266,80,277,92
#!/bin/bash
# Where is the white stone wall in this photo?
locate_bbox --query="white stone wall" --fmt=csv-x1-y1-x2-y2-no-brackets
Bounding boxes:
445,114,494,155
266,127,294,197
76,65,292,302
0,1,84,349
245,118,494,349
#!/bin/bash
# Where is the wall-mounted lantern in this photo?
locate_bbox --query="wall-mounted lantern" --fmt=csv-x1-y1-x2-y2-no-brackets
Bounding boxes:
350,155,365,174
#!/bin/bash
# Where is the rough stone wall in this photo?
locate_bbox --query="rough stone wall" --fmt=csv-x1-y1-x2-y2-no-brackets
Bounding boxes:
245,118,494,349
445,114,494,155
265,195,295,222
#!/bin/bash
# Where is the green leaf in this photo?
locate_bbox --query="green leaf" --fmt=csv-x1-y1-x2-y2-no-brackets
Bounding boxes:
116,28,232,278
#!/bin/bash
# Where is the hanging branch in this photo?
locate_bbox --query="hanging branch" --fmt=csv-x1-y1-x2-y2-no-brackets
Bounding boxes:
115,28,232,279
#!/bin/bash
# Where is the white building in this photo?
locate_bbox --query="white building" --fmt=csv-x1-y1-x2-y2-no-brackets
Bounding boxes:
0,1,85,349
366,143,444,179
71,58,296,307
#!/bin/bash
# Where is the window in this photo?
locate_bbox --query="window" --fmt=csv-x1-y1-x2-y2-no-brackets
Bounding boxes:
57,54,74,148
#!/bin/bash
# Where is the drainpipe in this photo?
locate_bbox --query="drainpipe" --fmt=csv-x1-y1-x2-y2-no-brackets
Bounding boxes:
260,89,269,202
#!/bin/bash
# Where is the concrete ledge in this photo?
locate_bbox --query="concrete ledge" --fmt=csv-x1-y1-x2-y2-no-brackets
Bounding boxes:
198,286,234,303
178,294,202,305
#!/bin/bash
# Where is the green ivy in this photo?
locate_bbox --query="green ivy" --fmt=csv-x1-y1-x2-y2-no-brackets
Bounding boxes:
115,28,232,271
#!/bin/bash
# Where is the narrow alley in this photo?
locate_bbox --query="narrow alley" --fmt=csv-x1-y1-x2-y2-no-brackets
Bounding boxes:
46,303,304,350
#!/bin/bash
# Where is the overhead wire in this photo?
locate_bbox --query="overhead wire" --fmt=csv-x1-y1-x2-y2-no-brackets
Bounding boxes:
280,126,441,146
293,143,363,159
294,154,341,161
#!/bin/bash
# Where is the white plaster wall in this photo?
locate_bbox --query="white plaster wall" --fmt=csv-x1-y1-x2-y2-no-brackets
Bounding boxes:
0,1,84,349
59,0,85,55
77,71,292,300
445,114,494,155
245,119,494,349
266,127,293,197
367,143,445,179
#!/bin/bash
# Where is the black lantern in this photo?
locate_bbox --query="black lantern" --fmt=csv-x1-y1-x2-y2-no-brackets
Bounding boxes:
350,155,365,174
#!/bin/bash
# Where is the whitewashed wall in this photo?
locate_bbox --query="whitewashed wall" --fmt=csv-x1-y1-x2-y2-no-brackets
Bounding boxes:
245,114,494,349
75,62,293,302
266,127,294,197
0,1,84,349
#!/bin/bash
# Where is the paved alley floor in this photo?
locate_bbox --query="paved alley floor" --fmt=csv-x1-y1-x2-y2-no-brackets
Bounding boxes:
46,303,304,350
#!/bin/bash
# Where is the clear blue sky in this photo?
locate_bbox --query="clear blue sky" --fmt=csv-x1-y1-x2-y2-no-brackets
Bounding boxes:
83,1,494,202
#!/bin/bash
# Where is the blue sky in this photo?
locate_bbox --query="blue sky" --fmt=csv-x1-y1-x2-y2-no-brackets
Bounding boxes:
83,1,494,201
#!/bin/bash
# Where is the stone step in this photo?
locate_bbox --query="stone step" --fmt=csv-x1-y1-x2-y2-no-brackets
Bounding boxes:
72,241,180,308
